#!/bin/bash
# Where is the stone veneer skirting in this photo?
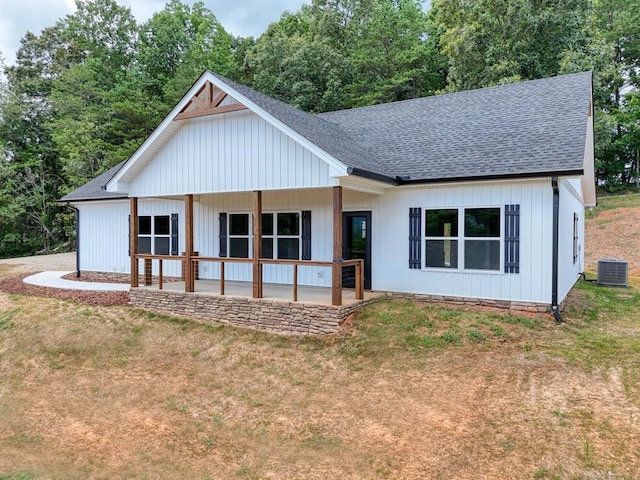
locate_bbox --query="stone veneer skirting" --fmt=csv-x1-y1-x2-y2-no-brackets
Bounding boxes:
384,292,551,313
129,288,381,335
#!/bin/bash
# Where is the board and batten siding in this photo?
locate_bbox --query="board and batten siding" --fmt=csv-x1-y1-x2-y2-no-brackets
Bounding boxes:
192,179,556,304
193,189,337,287
557,178,586,303
77,178,570,306
368,179,555,305
77,198,185,277
127,110,341,198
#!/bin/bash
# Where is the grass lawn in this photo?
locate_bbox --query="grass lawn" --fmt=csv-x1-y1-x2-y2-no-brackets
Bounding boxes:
1,195,639,479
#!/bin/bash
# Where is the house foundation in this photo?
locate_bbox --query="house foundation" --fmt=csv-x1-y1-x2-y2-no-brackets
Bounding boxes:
129,288,381,335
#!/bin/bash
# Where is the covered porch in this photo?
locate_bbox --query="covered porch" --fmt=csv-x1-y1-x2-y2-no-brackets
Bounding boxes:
129,186,362,306
137,277,380,305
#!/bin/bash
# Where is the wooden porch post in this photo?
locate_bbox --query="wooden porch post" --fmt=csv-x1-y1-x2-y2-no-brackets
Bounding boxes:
185,194,194,293
129,197,139,287
332,186,343,306
253,190,263,298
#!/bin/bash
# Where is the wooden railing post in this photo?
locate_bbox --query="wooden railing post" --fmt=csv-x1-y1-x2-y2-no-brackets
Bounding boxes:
332,186,343,306
220,262,225,296
355,260,364,300
130,197,139,287
144,258,152,286
159,259,163,290
252,190,263,298
293,264,298,302
185,194,194,292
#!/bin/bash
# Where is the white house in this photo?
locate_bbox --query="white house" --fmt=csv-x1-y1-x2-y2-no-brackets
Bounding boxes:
61,71,595,330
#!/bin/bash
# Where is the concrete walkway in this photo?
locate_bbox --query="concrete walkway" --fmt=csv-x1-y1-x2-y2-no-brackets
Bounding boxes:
23,271,130,292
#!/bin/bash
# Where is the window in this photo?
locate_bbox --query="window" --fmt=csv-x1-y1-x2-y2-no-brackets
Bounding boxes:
226,212,302,260
229,213,250,258
425,209,458,268
424,207,501,271
276,212,300,260
464,208,500,270
138,215,176,255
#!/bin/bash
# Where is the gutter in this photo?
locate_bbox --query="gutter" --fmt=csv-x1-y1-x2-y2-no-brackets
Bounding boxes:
394,169,584,186
347,167,398,185
551,177,564,323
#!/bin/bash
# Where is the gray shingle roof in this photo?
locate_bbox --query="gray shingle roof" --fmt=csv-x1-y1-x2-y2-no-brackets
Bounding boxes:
318,71,592,182
209,72,393,179
58,161,127,202
61,71,592,201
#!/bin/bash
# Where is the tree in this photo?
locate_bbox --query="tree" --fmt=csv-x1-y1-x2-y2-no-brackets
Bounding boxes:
244,7,353,112
560,0,640,189
136,0,234,105
345,0,445,106
433,0,590,90
244,0,445,112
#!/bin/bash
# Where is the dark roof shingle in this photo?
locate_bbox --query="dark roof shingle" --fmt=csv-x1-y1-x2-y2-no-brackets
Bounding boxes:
61,71,592,201
59,162,127,202
318,71,592,182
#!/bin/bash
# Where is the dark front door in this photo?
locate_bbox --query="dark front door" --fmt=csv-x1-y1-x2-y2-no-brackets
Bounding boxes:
342,211,372,290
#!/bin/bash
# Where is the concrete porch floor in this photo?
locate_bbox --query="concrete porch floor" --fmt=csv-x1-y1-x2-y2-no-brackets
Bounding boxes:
137,279,382,306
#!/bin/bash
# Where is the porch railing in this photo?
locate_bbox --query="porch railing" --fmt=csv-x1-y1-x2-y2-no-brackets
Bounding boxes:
132,254,364,304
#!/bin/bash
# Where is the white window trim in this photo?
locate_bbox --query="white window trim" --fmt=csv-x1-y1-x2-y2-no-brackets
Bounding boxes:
422,206,504,274
226,211,302,260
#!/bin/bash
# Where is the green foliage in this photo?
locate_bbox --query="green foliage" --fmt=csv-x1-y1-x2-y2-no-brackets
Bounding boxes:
1,0,639,255
243,0,445,112
137,0,234,105
339,299,543,360
0,0,234,257
433,0,590,90
0,308,21,331
553,279,640,371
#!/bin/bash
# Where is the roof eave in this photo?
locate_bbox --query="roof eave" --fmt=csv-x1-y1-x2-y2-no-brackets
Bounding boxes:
57,196,129,203
395,169,585,186
347,167,398,185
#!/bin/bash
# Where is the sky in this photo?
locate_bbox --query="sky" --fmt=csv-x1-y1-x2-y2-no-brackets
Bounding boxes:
0,0,308,67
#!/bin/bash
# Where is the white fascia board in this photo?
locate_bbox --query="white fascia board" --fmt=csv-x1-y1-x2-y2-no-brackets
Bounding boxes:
106,71,351,193
581,103,597,207
206,74,350,177
105,72,216,193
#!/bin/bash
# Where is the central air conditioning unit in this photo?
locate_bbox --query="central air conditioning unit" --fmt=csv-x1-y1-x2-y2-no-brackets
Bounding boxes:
596,258,628,287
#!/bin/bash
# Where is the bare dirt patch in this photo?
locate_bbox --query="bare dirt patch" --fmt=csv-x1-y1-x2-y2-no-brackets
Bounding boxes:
0,200,639,478
585,205,640,276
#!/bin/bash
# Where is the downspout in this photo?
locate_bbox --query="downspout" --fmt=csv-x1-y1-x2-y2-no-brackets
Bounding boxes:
551,177,564,323
66,204,81,278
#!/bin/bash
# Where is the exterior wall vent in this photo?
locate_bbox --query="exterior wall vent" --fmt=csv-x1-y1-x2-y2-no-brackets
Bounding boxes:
596,258,628,288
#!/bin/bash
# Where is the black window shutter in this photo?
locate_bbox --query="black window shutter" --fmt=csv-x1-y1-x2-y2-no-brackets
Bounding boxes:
301,210,312,260
128,215,131,257
409,208,422,269
219,213,228,257
573,213,578,265
504,204,520,273
170,213,179,255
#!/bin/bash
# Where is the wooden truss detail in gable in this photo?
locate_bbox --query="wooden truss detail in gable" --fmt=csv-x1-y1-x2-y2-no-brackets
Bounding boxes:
173,81,248,121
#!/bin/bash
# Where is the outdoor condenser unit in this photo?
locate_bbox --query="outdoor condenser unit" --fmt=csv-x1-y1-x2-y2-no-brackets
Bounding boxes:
596,258,629,287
